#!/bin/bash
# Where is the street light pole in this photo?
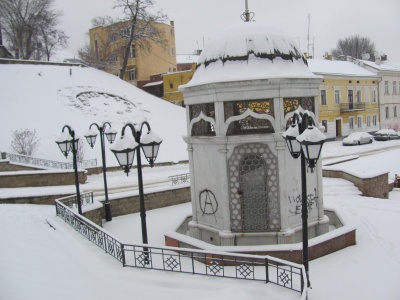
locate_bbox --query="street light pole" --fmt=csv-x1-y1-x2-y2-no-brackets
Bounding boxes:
282,111,326,288
55,125,82,215
110,122,162,252
85,122,117,222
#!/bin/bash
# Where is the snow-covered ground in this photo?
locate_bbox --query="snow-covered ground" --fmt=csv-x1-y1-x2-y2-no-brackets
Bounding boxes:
1,140,400,299
0,63,188,165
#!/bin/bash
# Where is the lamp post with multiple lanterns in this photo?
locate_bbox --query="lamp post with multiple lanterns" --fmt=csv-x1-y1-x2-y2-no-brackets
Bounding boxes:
282,111,326,288
55,125,82,215
84,122,117,222
110,121,162,249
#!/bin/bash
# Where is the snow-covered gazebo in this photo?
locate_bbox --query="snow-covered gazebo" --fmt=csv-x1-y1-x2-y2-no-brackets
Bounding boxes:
179,23,329,246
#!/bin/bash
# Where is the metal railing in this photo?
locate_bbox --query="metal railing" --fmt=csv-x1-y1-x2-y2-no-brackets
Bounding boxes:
57,192,94,210
4,152,97,169
340,102,366,112
55,194,306,297
168,173,190,185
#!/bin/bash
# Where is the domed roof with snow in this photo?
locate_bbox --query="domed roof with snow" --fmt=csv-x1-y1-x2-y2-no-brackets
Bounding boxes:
184,23,316,88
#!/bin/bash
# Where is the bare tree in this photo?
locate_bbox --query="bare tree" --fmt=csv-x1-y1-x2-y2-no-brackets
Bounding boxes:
78,16,120,70
0,0,68,60
11,129,40,156
114,0,168,79
332,35,376,60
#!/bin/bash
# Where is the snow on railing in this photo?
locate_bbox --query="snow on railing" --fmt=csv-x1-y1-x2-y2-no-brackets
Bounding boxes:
4,152,97,169
55,194,306,297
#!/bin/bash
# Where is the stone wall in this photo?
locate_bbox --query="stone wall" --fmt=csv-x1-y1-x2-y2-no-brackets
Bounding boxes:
323,169,389,199
0,194,71,205
0,160,40,172
99,186,191,219
0,169,87,188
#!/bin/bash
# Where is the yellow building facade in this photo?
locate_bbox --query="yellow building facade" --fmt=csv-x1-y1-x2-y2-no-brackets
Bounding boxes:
89,20,177,84
162,63,196,106
308,59,380,138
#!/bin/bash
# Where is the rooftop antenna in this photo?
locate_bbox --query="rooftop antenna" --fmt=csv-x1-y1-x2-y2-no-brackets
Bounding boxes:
241,0,255,22
307,14,310,57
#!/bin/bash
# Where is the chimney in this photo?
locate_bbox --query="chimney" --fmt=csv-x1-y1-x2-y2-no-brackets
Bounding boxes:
375,56,381,65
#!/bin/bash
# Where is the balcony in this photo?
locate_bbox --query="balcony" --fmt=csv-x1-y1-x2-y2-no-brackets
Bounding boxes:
340,102,366,112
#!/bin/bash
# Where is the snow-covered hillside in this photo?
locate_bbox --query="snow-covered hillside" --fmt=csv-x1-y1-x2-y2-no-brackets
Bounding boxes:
0,62,188,166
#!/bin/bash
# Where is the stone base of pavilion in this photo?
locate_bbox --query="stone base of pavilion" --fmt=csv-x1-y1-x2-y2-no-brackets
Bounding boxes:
165,208,356,264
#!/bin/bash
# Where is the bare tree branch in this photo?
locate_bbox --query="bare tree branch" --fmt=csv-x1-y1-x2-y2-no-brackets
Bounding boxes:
331,34,376,60
0,0,68,60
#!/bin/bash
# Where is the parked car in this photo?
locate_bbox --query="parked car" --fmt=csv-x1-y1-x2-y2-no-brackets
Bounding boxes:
374,129,400,141
342,132,373,146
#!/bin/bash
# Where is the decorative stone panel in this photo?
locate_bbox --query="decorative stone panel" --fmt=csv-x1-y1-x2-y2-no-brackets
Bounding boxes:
228,143,279,232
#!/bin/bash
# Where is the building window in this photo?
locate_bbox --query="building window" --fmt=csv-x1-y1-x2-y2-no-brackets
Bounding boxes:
366,116,371,127
394,106,398,118
384,81,389,94
172,47,175,55
112,55,117,63
373,115,377,126
393,81,397,94
357,116,362,128
321,120,328,133
129,44,135,58
320,90,327,105
110,33,117,43
334,90,340,105
349,117,354,129
356,89,362,103
128,69,136,81
372,89,377,103
348,90,353,104
169,82,173,89
95,40,99,59
385,106,389,119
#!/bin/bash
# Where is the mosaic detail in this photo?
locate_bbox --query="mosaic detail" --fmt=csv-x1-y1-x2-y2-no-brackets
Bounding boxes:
283,97,315,116
228,144,280,232
224,100,274,121
189,103,215,120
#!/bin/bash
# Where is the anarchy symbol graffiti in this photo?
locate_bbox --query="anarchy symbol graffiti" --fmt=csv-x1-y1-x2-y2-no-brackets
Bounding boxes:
199,189,218,220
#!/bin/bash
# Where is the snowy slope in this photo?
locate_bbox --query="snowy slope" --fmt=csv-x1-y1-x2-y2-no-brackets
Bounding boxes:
0,62,188,166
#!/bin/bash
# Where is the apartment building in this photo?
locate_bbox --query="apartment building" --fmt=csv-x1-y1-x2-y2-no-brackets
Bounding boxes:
89,20,177,85
308,59,380,138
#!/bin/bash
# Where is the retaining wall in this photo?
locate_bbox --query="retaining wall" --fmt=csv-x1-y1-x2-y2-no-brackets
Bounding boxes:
323,168,389,199
99,186,191,219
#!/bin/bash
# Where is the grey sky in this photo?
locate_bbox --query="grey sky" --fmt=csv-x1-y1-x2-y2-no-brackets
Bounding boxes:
55,0,400,62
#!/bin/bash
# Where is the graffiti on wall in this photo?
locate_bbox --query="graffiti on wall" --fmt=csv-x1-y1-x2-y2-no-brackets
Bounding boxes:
199,189,218,222
288,188,318,216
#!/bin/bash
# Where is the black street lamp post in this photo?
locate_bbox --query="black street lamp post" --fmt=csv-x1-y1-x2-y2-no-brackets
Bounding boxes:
110,122,162,254
282,111,326,288
55,125,82,215
84,122,117,222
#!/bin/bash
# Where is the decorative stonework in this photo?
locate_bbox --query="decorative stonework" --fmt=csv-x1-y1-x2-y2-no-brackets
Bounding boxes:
228,143,279,232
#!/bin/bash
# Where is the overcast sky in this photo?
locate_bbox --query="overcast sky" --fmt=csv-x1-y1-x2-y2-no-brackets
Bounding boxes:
54,0,400,62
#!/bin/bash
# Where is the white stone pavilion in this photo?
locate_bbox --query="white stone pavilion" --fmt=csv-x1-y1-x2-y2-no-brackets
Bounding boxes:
179,23,329,246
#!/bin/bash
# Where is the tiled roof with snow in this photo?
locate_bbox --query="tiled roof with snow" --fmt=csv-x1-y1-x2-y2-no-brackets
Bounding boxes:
308,59,378,77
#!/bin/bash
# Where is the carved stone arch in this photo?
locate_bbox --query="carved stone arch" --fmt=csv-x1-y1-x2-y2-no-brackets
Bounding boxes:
190,112,216,136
